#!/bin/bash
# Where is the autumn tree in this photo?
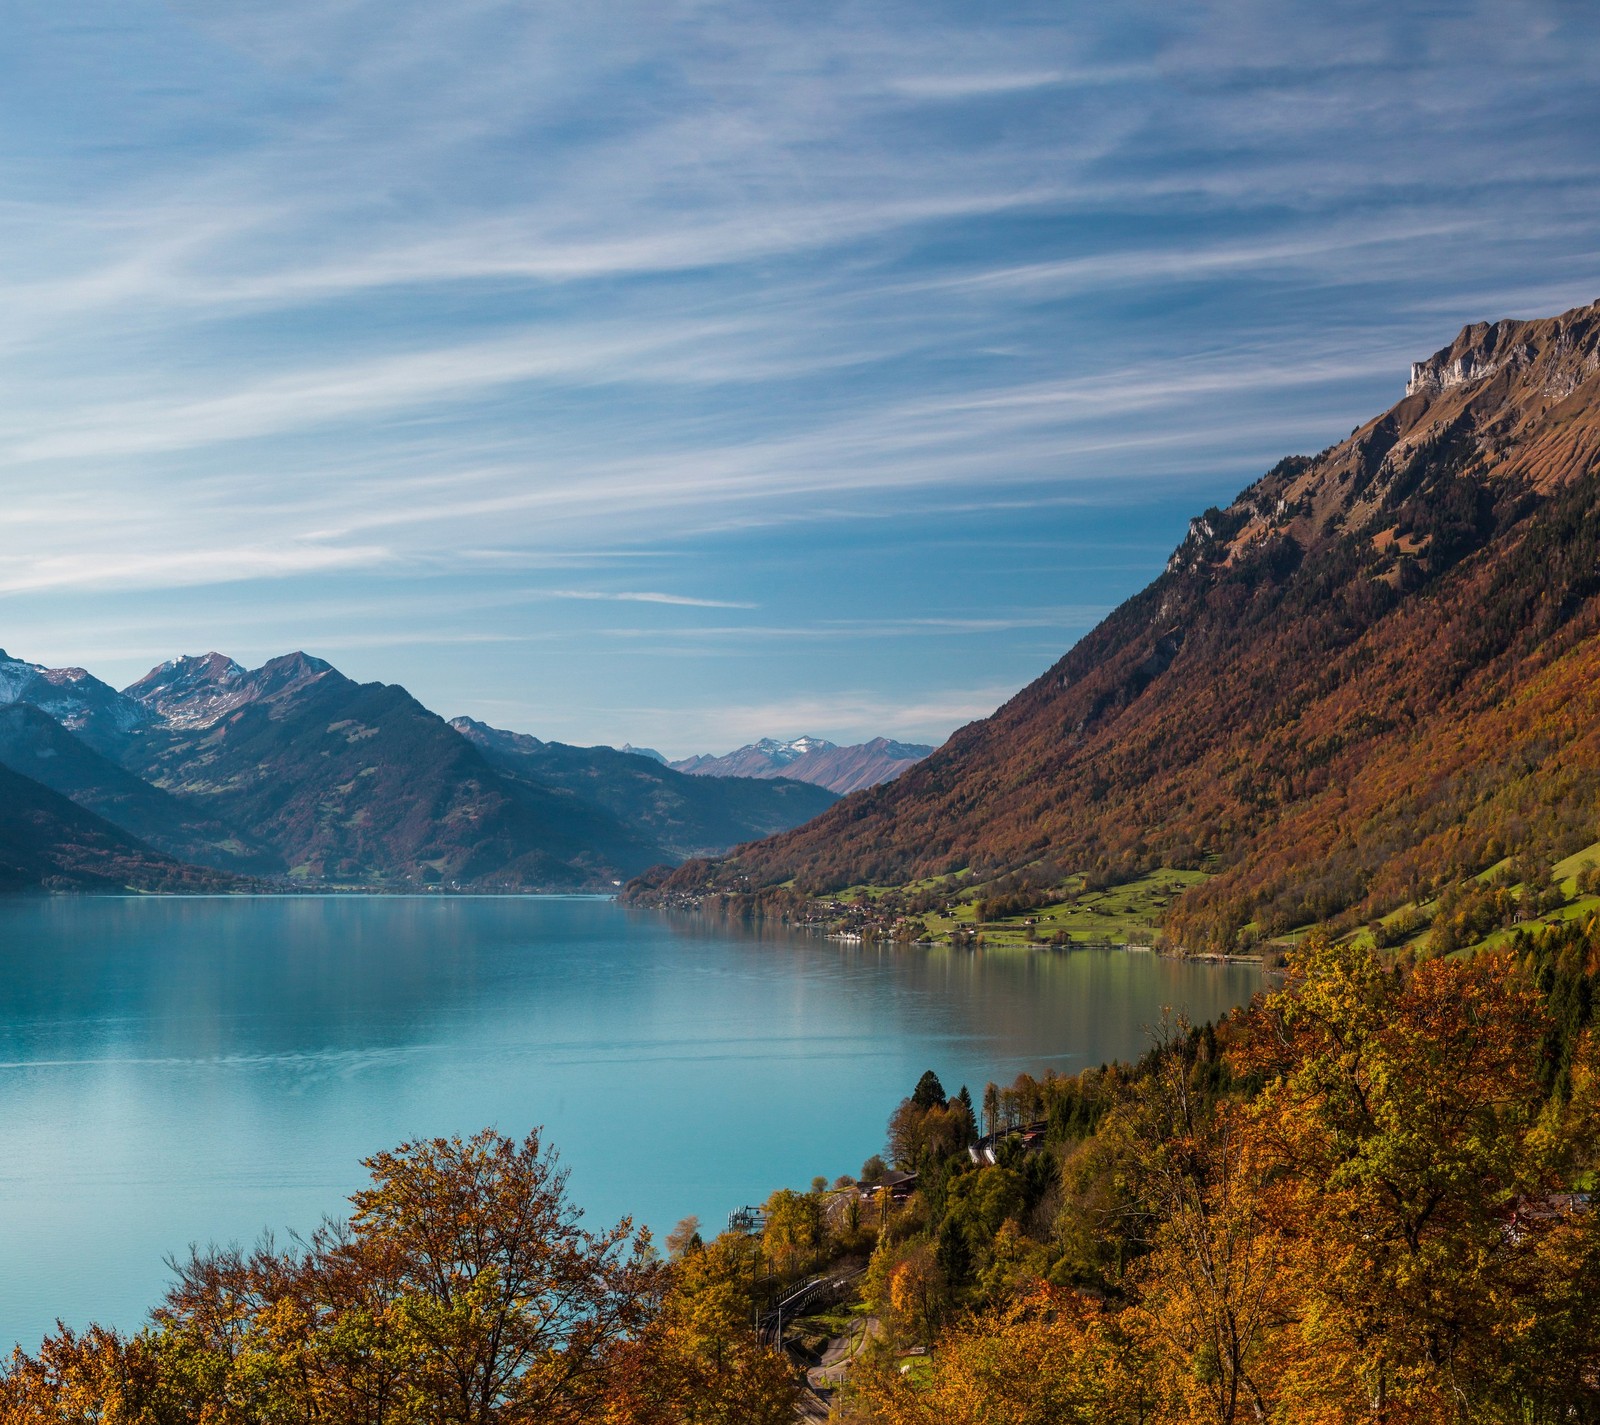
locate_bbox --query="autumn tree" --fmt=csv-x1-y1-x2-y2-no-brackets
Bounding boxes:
982,1082,1000,1138
1122,1022,1283,1425
2,1128,662,1425
664,1216,702,1261
1236,938,1587,1421
850,1286,1152,1425
886,1098,973,1174
0,1325,168,1425
885,1243,947,1346
347,1129,658,1425
602,1234,795,1425
761,1189,824,1278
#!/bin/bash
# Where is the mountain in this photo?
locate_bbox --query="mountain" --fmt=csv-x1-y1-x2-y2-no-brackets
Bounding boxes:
669,736,933,793
0,759,229,893
0,642,843,893
122,650,342,728
0,703,275,873
453,717,838,860
619,743,667,764
116,652,658,888
0,648,151,752
636,299,1600,950
124,652,256,727
670,735,837,778
0,647,832,890
776,737,937,795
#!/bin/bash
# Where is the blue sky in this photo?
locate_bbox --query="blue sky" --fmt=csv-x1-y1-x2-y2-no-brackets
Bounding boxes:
3,1,1599,755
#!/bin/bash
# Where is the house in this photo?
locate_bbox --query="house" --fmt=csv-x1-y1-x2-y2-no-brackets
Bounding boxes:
870,1169,919,1201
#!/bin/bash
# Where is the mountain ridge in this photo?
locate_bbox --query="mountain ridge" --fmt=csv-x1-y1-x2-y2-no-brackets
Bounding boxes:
632,299,1600,950
0,646,845,892
669,734,933,793
0,649,152,752
123,651,335,728
0,703,276,874
451,717,838,862
0,756,234,893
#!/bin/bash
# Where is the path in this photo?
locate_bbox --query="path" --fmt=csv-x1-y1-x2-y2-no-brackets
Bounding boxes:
796,1315,881,1419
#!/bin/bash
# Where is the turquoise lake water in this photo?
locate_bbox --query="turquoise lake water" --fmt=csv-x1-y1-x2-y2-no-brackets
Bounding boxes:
0,894,1259,1349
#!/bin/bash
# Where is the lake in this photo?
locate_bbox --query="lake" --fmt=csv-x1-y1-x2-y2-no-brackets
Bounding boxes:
0,894,1259,1349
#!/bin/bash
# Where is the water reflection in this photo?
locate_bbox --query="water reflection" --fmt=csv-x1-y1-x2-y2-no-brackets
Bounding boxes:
0,895,1257,1349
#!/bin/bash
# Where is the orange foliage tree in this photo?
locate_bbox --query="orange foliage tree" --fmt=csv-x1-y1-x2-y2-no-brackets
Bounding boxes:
851,1286,1152,1425
0,1129,776,1425
852,938,1600,1424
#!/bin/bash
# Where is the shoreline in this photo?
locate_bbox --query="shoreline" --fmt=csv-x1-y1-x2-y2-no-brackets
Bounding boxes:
5,886,1273,966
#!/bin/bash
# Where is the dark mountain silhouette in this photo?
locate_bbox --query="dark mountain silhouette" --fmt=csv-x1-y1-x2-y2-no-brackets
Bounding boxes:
0,703,275,874
0,759,231,893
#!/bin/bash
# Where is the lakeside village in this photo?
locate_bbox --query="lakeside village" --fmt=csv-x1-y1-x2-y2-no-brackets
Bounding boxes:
635,863,1201,954
641,839,1600,970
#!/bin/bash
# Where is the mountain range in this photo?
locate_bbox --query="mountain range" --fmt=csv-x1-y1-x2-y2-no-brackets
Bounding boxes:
667,736,934,794
16,298,1600,924
0,649,836,892
635,298,1600,951
450,718,839,862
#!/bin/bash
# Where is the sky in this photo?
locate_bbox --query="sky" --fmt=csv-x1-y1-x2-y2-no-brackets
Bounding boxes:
2,1,1598,756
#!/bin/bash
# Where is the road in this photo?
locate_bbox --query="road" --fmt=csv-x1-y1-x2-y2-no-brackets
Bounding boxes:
797,1315,881,1419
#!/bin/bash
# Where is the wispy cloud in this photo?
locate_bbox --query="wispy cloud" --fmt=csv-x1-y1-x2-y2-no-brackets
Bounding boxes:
0,543,393,596
889,71,1066,100
2,318,771,465
1,0,1597,745
545,590,757,609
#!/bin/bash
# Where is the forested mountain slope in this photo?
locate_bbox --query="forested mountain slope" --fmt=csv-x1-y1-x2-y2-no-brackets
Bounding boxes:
121,655,657,888
0,703,276,874
0,760,229,892
451,718,837,862
640,300,1600,949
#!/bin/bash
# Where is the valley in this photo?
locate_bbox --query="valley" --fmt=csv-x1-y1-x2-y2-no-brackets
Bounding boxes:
7,7,1600,1419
